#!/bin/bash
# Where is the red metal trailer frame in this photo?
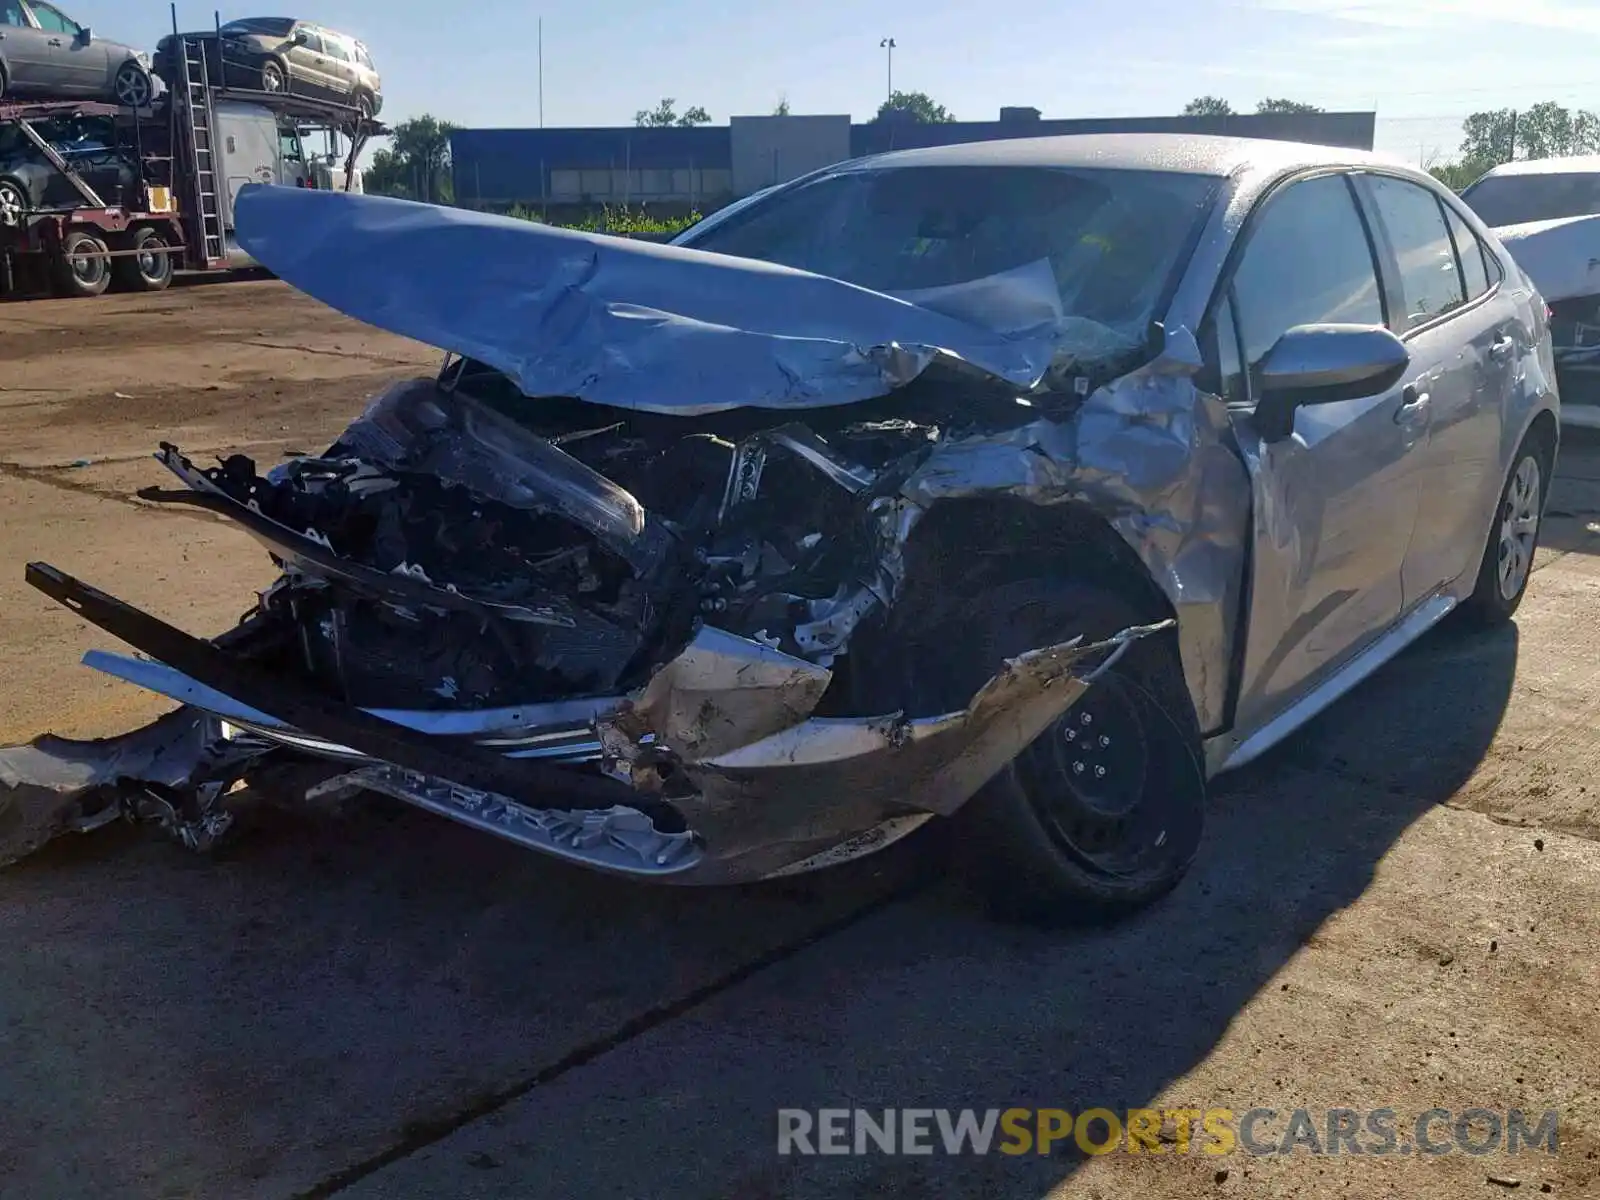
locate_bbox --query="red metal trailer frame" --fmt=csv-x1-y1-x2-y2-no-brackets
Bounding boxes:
0,51,380,299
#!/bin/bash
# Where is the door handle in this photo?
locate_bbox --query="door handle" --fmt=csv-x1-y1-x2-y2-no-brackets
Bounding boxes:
1395,384,1430,424
46,37,61,46
1489,334,1516,361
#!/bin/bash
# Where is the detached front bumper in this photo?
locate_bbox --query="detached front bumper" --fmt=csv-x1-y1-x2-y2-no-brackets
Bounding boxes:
2,564,1163,883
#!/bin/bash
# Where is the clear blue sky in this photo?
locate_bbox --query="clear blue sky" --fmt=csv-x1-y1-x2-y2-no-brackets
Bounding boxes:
69,0,1600,166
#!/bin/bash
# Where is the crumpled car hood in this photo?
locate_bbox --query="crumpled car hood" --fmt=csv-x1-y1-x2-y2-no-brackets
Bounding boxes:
1491,212,1600,304
233,186,1066,416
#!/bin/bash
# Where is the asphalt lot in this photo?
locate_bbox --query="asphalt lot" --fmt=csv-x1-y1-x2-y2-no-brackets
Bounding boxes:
2,282,1600,1199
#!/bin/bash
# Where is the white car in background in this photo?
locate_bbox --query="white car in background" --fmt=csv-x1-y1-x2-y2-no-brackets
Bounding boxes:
1462,157,1600,428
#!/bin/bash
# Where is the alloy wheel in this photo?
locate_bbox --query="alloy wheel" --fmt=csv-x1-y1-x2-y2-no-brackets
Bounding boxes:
0,182,23,226
114,63,151,107
1497,454,1542,601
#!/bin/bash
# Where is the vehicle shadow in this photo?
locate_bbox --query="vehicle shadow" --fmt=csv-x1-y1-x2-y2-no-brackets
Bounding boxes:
414,616,1522,1199
0,533,1547,1197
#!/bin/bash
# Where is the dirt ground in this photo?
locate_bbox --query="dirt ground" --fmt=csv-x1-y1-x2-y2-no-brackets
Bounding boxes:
3,281,1600,1199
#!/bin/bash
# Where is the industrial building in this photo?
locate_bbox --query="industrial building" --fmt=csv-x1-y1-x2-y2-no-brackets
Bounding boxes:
449,107,1377,217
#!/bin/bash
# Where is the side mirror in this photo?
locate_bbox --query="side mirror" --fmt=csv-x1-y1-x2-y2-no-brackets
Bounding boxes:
293,31,309,44
78,26,91,43
1253,323,1409,442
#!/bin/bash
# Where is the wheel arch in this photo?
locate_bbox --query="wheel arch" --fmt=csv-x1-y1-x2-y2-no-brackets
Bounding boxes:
839,495,1206,733
1524,407,1559,477
896,495,1178,626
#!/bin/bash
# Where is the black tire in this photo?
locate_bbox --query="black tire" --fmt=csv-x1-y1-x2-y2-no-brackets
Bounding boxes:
52,229,112,298
112,59,153,108
353,89,374,120
0,177,27,227
260,58,286,94
875,577,1206,924
1460,427,1554,628
111,227,174,293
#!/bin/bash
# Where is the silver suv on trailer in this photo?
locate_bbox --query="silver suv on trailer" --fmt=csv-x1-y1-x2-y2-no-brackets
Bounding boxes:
156,17,381,117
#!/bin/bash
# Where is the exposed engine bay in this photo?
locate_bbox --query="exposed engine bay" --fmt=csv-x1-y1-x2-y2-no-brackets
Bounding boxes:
152,357,1053,715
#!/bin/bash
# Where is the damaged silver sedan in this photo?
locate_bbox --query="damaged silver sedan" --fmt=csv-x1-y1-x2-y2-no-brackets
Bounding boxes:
0,134,1560,920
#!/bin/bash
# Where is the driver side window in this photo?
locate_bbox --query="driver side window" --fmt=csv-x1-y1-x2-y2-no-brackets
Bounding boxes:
27,2,77,34
1219,173,1386,406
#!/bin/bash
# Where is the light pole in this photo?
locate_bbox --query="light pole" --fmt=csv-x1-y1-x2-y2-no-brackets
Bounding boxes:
879,37,895,104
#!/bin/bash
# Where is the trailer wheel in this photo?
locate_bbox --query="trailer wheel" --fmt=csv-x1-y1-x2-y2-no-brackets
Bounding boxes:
111,228,174,293
53,230,112,298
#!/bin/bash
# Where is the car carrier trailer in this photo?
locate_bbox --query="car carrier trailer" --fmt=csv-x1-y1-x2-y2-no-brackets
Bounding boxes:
0,31,380,300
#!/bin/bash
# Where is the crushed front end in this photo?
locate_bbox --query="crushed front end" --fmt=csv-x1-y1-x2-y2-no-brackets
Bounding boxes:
1,362,1173,883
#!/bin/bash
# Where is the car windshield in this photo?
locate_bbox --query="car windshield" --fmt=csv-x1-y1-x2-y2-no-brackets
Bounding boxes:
676,165,1219,345
1461,171,1600,226
221,17,297,36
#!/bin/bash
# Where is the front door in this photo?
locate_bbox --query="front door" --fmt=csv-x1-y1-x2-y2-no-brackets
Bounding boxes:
24,1,102,93
1212,172,1426,733
1357,173,1518,604
287,26,337,99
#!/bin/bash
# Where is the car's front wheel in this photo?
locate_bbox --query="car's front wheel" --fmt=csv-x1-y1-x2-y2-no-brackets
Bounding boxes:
883,577,1207,924
260,58,286,93
113,59,154,107
1461,427,1553,626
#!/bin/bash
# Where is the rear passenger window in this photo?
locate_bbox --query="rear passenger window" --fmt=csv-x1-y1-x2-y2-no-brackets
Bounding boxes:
1229,173,1385,396
1367,175,1466,330
1443,204,1490,301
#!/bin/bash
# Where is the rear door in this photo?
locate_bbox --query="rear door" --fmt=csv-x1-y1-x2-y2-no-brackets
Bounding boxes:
3,0,57,89
317,31,357,101
1357,173,1515,605
1213,171,1424,732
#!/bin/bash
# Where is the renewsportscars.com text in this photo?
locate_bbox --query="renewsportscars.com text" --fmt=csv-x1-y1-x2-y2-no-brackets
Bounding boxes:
777,1107,1560,1157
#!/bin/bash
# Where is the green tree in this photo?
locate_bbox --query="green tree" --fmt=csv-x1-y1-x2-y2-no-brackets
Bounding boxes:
1183,96,1234,117
1433,101,1600,193
362,114,459,204
635,98,713,127
1256,98,1324,114
1460,108,1519,167
1517,101,1600,160
773,95,792,116
874,90,954,123
1429,161,1490,193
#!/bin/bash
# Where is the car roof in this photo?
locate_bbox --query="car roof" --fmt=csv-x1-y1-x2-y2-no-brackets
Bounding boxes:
1476,154,1600,179
842,132,1400,179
